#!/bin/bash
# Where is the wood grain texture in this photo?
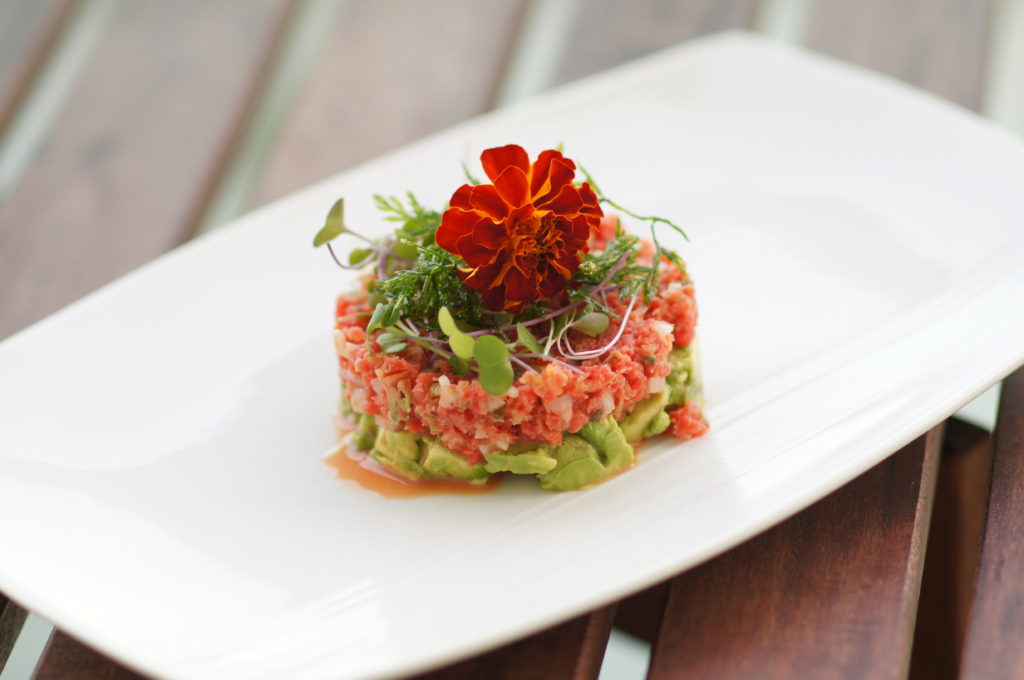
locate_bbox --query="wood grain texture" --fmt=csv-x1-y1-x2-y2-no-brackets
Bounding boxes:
807,0,992,109
555,0,757,85
0,0,73,131
0,0,296,340
647,429,943,680
251,0,525,206
613,580,669,644
0,597,28,671
414,606,616,680
960,368,1024,679
909,419,992,680
31,631,145,680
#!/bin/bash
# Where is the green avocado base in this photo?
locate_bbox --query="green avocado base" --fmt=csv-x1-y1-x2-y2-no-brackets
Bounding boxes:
346,342,701,492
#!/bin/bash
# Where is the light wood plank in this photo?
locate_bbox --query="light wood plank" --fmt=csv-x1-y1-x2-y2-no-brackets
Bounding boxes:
807,0,992,109
251,0,526,206
0,0,73,131
0,0,296,340
555,0,758,84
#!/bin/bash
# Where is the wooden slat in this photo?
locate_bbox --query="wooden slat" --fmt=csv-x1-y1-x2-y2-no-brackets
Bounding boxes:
415,606,616,680
32,631,144,680
250,0,526,207
0,0,296,340
0,597,28,671
909,419,992,680
555,0,758,85
647,428,943,680
0,0,73,131
960,368,1024,679
807,0,992,109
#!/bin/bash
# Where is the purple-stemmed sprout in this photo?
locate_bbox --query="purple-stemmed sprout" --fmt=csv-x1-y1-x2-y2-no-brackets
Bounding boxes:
560,295,638,361
509,355,538,373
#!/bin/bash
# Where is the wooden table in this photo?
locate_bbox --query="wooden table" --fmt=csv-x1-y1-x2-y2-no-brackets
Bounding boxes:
1,1,1021,678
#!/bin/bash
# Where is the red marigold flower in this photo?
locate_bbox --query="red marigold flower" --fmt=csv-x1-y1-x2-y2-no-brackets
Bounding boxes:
435,144,603,312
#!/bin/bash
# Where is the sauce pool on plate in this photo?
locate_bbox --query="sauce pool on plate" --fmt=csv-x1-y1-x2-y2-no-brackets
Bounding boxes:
323,441,502,498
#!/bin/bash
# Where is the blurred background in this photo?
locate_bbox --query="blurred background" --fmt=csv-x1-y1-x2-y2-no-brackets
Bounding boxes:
0,0,1021,678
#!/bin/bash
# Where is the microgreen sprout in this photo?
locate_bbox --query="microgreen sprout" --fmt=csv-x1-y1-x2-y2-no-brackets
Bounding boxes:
316,153,691,396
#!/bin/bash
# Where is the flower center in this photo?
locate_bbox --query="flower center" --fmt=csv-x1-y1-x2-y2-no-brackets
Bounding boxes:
512,213,560,260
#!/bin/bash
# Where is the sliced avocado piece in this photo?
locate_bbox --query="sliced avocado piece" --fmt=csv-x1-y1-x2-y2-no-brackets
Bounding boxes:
538,435,606,491
421,441,491,482
351,412,377,452
684,339,704,407
578,416,634,473
339,389,356,419
370,428,424,481
619,391,670,443
666,346,692,407
644,410,671,437
484,447,558,475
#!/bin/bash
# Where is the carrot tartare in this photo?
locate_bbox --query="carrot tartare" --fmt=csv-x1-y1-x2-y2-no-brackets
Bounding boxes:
316,144,706,491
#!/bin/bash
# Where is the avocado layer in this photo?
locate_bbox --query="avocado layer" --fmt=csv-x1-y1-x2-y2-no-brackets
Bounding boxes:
346,340,700,491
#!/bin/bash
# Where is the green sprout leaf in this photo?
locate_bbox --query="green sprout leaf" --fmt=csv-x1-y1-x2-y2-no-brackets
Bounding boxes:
449,355,470,376
381,342,408,354
474,334,509,366
474,335,513,396
366,302,396,335
479,362,514,396
571,312,610,337
439,306,476,359
348,247,373,265
516,323,543,353
376,331,402,346
313,198,346,247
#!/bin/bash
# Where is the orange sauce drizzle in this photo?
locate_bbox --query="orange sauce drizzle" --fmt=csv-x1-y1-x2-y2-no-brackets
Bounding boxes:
323,439,502,499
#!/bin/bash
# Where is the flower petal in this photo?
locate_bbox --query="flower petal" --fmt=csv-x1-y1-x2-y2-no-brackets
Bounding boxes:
450,184,473,210
464,259,505,293
493,166,530,208
481,286,507,311
528,149,564,199
480,145,529,184
457,231,498,266
577,182,602,216
436,208,478,251
538,182,584,215
536,262,566,298
504,266,536,304
534,157,577,206
473,219,507,249
468,184,507,220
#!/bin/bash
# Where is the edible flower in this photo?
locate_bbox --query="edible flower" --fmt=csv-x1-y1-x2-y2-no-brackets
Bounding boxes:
436,145,603,312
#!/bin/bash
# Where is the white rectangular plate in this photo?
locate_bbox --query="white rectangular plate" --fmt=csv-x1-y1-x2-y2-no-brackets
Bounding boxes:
1,33,1023,680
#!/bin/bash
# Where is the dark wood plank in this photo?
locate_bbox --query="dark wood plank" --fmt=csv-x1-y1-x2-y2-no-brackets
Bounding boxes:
960,368,1024,679
0,0,73,132
251,0,526,206
909,419,992,680
0,596,28,671
647,429,943,680
807,0,992,109
32,631,145,680
415,606,616,680
613,580,669,644
0,0,297,340
555,0,758,85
